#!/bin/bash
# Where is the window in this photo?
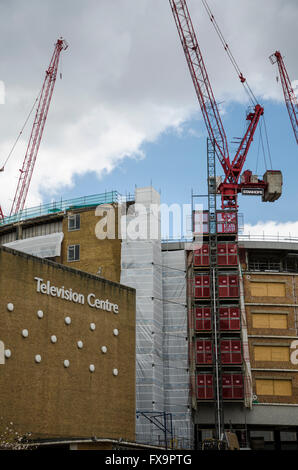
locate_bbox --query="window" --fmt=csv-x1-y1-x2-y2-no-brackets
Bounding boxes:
68,214,80,231
252,313,288,329
201,429,214,440
248,256,281,272
250,430,274,441
67,244,80,262
280,431,297,442
256,379,292,396
250,282,286,297
254,346,290,362
274,380,292,396
248,254,298,274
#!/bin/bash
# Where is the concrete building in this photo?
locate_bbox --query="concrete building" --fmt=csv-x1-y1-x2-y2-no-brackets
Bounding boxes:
1,187,298,450
188,237,298,450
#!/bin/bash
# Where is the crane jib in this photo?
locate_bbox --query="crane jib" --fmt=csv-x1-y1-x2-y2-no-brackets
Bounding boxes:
169,0,230,166
169,0,267,209
9,38,68,217
270,51,298,145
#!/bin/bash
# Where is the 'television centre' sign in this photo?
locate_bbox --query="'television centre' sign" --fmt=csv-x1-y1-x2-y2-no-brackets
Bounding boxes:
34,277,119,313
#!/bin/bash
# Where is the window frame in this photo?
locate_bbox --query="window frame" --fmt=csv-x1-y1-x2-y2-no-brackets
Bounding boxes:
68,213,81,232
254,345,290,362
251,311,289,330
67,244,80,262
250,281,286,297
255,378,292,397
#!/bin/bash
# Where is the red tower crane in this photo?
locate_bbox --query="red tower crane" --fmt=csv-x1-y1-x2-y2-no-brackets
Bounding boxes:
169,0,282,442
169,0,280,210
270,51,298,145
0,38,68,220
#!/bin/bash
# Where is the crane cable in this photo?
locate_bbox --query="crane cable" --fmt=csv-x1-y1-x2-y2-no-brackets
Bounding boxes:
262,115,273,169
1,49,65,174
0,87,42,172
201,0,257,106
1,50,65,173
201,0,273,171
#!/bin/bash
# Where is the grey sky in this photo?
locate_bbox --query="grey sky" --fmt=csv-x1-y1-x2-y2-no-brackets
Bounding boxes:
0,0,296,212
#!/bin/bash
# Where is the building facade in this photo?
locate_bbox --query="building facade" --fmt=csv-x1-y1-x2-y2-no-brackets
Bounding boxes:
1,189,298,449
189,236,298,450
0,245,136,443
0,188,193,448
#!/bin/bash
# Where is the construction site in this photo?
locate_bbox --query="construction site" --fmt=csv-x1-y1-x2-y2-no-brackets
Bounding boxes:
0,0,297,452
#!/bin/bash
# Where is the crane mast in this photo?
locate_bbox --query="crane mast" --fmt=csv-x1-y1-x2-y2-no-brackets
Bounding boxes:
169,0,265,210
8,38,68,218
270,51,298,145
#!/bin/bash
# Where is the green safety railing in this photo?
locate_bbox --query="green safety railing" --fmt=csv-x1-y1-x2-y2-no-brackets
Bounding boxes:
0,190,134,226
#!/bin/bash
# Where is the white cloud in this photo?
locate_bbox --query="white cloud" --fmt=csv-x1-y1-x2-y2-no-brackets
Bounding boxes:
0,81,5,105
0,0,296,214
243,221,298,239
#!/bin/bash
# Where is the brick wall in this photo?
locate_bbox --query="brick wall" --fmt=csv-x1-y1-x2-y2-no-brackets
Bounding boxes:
244,271,298,405
0,247,136,440
61,206,122,283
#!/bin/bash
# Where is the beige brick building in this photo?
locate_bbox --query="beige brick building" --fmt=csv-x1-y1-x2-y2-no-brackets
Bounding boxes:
0,245,136,444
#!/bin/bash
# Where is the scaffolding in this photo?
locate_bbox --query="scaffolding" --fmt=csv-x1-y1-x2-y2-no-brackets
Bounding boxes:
190,139,246,444
120,187,193,449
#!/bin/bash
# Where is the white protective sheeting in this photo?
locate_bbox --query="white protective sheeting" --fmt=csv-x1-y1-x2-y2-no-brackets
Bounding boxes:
4,232,64,258
121,188,165,446
162,249,193,449
238,263,253,409
120,187,193,448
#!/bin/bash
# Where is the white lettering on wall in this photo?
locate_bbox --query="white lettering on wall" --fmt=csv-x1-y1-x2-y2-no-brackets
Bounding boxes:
290,340,298,365
87,293,119,313
0,341,4,365
34,277,119,313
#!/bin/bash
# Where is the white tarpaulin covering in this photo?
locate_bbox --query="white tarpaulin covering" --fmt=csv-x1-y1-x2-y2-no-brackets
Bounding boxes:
120,188,164,446
162,249,193,449
4,232,64,258
120,187,192,448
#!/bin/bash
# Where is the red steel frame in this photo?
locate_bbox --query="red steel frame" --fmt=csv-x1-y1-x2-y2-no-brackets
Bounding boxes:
169,0,265,209
270,51,298,145
9,38,68,217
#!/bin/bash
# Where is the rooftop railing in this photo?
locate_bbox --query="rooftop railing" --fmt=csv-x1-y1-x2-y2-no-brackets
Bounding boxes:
161,234,298,244
0,191,135,226
239,233,298,243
